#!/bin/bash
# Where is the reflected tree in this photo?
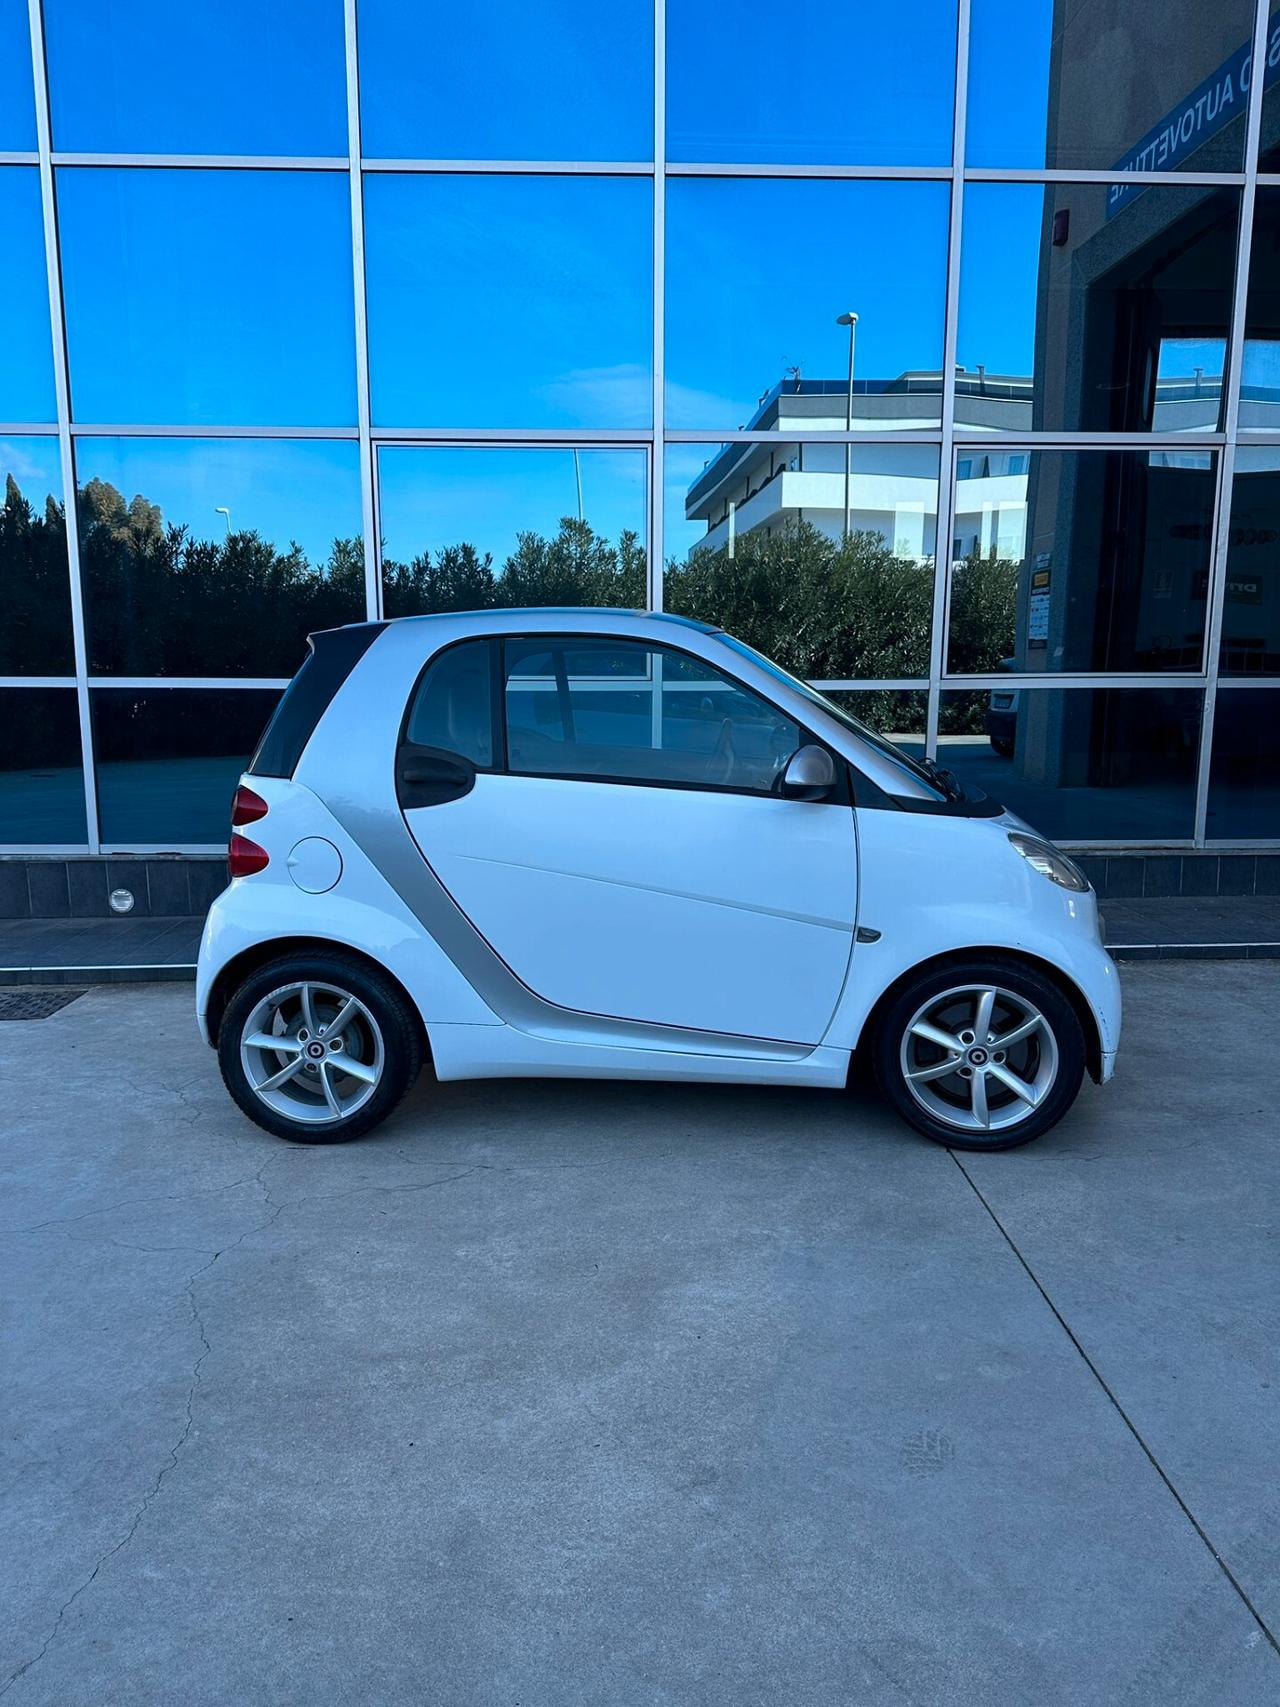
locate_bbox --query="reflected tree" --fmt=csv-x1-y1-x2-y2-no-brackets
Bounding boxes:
384,542,497,617
76,477,366,676
946,549,1019,672
665,520,933,680
383,518,646,616
2,469,1021,753
941,549,1020,734
1,474,74,675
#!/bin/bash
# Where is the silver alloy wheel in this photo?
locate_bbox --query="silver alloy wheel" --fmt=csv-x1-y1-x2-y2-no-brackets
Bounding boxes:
239,980,385,1125
899,984,1058,1135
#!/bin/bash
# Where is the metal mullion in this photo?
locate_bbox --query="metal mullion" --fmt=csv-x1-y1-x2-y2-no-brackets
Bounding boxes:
964,167,1246,186
809,680,930,692
93,843,234,857
0,677,77,689
369,426,654,445
0,422,58,434
360,158,654,175
647,435,661,610
371,431,387,614
69,422,359,439
343,0,380,623
0,844,91,857
372,436,652,452
925,0,969,759
1053,839,1199,852
950,430,1225,448
665,429,943,444
939,673,1210,691
0,151,39,164
1217,676,1280,688
85,677,291,690
51,152,349,170
27,0,99,853
665,161,952,180
1192,0,1270,847
1189,516,1233,855
650,0,665,612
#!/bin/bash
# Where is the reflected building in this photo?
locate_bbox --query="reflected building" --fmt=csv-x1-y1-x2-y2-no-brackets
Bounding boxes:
685,371,1031,561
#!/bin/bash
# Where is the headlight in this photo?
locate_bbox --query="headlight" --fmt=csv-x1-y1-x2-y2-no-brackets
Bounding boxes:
1008,832,1090,892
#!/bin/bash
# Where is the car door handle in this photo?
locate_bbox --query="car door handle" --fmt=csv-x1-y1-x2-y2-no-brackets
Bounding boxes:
396,746,477,807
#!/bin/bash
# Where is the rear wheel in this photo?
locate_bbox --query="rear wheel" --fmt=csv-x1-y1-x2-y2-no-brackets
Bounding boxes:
218,953,423,1143
872,959,1085,1151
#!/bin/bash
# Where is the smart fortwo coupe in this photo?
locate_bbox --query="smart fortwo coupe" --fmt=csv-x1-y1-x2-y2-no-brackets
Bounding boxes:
197,610,1121,1152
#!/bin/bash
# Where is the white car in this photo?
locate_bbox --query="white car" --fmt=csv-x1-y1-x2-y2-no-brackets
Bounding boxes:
197,609,1120,1152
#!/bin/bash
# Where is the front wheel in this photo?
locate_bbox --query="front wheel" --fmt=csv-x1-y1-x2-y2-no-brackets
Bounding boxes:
872,960,1085,1151
218,952,423,1143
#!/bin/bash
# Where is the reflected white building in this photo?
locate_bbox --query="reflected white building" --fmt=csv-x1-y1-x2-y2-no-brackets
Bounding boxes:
684,370,1033,561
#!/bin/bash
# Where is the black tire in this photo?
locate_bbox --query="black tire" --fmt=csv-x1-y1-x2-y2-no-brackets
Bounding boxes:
871,957,1086,1152
218,952,424,1144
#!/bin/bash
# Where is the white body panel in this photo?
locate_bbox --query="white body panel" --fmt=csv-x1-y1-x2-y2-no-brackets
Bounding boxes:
196,776,500,1045
407,773,856,1045
838,808,1122,1067
197,610,1122,1100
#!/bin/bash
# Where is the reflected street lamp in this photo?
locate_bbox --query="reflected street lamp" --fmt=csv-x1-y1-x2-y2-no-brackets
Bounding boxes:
836,311,858,537
572,449,584,525
215,505,232,535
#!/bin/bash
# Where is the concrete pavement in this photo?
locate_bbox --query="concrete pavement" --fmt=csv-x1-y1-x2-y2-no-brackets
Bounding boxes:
2,964,1279,1705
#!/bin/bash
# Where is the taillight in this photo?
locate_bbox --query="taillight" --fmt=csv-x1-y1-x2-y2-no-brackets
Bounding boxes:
231,783,269,826
228,833,270,878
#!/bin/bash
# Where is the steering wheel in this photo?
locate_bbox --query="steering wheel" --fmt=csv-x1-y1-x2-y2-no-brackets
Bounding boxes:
706,717,736,785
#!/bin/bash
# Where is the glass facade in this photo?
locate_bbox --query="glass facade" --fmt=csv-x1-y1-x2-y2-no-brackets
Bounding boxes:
2,0,1278,852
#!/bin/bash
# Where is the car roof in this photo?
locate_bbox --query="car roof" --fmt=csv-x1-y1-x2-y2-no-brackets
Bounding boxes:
367,607,720,636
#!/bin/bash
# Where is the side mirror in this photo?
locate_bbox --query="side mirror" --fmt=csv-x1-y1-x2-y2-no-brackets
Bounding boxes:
780,743,836,802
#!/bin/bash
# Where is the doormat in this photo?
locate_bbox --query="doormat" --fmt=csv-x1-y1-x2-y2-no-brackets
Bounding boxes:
0,988,86,1021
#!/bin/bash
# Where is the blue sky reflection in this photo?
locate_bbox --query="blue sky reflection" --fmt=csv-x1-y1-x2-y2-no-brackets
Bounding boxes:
668,0,957,165
1,171,56,422
377,447,647,569
57,168,357,426
358,0,652,161
73,438,363,567
43,0,347,154
665,178,949,428
365,174,652,429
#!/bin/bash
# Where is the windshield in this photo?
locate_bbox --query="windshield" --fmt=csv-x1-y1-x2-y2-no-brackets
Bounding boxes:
715,633,948,800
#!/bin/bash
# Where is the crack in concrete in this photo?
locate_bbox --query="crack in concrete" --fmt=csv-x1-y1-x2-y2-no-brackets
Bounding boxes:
0,1162,285,1700
276,1165,487,1214
93,1238,222,1257
4,1135,701,1242
1,1162,285,1240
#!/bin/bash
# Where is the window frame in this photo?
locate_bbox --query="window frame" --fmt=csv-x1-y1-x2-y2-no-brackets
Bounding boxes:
397,628,850,804
399,634,502,770
500,632,842,800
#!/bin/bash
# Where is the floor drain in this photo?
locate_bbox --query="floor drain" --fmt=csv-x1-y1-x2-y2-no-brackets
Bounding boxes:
0,988,86,1021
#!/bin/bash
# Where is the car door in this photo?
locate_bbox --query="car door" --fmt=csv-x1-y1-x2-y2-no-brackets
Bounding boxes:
397,633,857,1046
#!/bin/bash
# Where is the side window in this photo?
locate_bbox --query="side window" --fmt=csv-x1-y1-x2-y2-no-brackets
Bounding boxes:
502,637,803,793
404,639,493,767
